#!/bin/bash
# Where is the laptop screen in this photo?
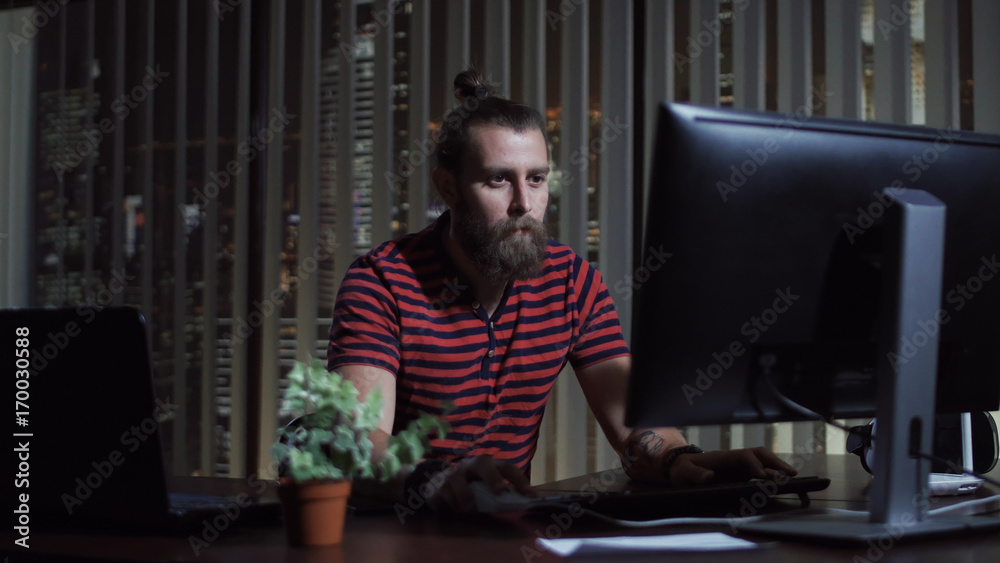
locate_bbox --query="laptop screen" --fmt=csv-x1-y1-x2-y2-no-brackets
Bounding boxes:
2,306,173,531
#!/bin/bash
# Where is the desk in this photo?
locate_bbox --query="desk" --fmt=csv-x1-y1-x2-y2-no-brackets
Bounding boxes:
4,454,1000,562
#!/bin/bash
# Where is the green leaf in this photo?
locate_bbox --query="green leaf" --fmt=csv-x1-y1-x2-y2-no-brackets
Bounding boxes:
332,426,357,453
274,355,450,483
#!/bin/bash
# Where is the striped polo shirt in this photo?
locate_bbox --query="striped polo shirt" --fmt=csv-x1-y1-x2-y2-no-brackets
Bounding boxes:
327,211,630,472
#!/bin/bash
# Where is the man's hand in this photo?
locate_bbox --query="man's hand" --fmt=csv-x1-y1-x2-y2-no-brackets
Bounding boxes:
421,456,534,513
668,446,798,486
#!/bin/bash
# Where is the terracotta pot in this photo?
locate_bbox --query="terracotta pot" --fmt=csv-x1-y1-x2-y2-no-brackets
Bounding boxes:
278,477,352,546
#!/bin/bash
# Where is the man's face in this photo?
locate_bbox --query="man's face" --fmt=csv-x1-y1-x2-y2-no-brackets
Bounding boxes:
451,125,550,282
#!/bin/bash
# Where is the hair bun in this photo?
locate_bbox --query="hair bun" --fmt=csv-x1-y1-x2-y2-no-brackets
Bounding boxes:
453,68,497,101
436,67,546,174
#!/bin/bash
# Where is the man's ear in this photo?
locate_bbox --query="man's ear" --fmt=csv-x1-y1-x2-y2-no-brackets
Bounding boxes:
432,167,459,208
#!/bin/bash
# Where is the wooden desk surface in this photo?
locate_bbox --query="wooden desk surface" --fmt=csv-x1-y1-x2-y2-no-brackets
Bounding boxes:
4,454,1000,562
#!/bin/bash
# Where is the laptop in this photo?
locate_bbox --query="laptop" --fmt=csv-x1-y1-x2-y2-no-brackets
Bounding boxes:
1,306,279,534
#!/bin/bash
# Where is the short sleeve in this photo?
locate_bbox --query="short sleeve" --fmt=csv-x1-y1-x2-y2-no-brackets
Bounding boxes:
567,256,631,369
327,256,402,375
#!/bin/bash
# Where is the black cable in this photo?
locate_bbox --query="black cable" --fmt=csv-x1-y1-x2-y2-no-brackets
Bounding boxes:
759,357,854,433
767,373,1000,489
757,355,1000,490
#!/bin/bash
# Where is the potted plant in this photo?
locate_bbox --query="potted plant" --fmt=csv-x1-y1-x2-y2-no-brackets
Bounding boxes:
272,357,448,546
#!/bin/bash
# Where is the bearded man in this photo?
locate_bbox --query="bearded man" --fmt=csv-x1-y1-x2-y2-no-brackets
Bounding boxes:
327,69,795,512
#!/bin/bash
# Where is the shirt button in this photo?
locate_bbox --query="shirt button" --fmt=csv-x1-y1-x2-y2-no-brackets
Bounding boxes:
472,301,481,310
487,349,495,358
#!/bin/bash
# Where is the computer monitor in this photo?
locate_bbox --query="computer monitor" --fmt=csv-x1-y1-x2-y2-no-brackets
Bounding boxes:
626,103,1000,542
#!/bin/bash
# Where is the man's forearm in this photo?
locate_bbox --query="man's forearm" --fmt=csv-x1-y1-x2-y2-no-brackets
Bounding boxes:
619,427,687,483
353,431,448,506
350,428,412,503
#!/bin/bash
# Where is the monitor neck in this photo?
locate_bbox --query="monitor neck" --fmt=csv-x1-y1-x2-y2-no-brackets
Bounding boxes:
870,188,946,526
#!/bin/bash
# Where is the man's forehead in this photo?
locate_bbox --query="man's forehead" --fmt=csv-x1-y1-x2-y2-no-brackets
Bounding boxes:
466,124,548,166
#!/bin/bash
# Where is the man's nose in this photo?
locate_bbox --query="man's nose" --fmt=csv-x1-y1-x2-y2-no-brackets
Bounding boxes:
510,181,531,215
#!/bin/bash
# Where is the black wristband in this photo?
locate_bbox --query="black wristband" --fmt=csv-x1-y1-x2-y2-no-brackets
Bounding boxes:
662,444,704,481
403,458,450,502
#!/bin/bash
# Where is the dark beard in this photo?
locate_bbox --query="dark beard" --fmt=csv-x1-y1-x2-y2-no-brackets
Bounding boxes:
452,205,549,282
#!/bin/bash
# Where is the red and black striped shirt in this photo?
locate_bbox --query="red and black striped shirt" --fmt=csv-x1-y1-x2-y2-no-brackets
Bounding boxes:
327,211,630,472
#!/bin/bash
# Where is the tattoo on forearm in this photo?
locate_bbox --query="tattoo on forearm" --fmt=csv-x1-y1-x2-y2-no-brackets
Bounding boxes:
630,430,664,460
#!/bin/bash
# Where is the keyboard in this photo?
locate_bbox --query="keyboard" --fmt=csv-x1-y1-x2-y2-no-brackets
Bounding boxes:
473,476,831,520
168,493,240,513
166,492,280,527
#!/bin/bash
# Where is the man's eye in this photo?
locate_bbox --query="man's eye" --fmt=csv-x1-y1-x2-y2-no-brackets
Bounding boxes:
490,174,507,184
531,175,546,183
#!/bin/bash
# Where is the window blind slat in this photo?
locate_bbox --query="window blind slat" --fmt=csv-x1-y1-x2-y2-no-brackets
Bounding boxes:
172,0,189,475
517,0,551,484
483,0,510,96
228,0,252,479
689,0,720,106
445,0,470,100
555,0,590,480
334,0,356,302
256,0,285,477
407,0,430,231
296,0,321,364
972,0,1000,133
734,0,767,110
825,0,863,120
642,0,674,238
924,0,960,129
777,0,813,114
371,0,393,245
596,0,633,472
873,0,912,124
201,0,221,477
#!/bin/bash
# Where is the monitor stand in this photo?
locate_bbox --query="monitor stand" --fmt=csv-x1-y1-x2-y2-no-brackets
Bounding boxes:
741,188,1000,544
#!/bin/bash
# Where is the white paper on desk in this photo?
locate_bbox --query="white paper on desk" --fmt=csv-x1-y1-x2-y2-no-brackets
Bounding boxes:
537,532,758,557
